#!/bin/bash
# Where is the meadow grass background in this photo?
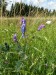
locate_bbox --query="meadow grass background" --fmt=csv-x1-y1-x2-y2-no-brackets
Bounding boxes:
0,17,56,75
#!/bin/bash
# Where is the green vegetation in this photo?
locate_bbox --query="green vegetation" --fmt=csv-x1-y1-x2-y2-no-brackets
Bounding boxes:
0,18,56,75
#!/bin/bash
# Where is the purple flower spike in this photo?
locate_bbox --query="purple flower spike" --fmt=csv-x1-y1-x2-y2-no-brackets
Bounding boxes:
38,24,45,31
21,17,26,38
13,34,17,42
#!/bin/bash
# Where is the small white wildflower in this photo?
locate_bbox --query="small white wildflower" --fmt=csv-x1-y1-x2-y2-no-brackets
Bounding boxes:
46,20,51,24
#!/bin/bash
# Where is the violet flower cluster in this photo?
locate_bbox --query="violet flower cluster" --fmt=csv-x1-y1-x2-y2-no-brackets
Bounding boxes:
13,34,18,42
38,24,45,31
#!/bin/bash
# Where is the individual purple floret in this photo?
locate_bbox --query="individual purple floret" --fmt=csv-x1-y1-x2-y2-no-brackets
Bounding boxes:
13,34,17,42
21,17,26,25
38,24,45,31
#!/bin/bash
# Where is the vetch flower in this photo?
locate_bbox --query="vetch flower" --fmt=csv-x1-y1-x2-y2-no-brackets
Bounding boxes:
38,24,45,31
21,17,26,38
21,25,26,34
13,34,18,42
21,17,26,25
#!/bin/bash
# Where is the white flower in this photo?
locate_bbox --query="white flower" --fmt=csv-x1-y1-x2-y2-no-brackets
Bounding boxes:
46,20,51,24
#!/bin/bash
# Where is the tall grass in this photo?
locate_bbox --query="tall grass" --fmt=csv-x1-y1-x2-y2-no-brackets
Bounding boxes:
0,17,56,75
